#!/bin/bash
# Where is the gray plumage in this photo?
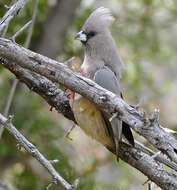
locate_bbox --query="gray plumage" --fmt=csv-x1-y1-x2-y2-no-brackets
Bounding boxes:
80,7,123,79
74,7,134,156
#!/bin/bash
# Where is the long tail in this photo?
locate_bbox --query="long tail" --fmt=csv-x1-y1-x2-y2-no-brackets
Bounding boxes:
122,121,134,147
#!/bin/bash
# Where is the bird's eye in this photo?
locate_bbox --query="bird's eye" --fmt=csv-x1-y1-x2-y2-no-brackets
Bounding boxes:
87,31,96,38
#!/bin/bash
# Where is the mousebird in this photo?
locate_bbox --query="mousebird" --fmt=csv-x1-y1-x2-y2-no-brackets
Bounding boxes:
72,7,134,157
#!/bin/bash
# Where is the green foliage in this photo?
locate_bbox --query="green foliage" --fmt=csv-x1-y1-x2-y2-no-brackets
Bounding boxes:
77,174,96,190
1,0,177,189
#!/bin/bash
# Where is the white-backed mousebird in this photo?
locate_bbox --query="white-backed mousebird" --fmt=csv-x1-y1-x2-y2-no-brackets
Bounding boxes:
72,7,134,158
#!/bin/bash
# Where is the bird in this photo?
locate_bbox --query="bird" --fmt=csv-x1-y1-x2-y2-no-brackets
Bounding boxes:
72,7,134,157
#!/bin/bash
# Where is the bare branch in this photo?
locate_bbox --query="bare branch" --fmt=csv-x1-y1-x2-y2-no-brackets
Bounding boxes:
24,0,38,48
0,0,30,35
0,78,18,137
0,113,77,190
0,38,177,164
2,59,177,172
0,0,38,138
3,58,177,172
1,59,76,121
0,179,14,190
49,159,59,164
65,124,76,140
109,112,118,122
11,20,32,42
1,58,177,189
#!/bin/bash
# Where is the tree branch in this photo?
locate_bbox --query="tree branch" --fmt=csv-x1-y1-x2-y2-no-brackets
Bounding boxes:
0,114,78,190
2,60,75,121
0,179,14,190
0,38,177,165
0,0,39,138
0,113,177,189
0,0,30,35
2,59,177,171
2,60,177,172
1,42,177,189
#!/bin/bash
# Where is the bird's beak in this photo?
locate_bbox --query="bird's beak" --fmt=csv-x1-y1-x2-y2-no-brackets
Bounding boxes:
75,31,87,42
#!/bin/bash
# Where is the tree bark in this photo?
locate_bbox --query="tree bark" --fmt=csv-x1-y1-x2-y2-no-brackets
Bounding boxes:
0,38,177,164
1,38,177,189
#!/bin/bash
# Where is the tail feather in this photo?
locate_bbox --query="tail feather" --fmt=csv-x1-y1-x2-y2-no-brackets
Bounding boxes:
122,122,134,147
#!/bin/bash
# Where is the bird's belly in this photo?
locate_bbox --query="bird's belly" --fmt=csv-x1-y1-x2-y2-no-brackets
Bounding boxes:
72,94,114,147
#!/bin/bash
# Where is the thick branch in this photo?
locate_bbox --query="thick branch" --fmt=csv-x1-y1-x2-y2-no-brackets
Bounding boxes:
2,60,75,121
0,114,77,190
1,56,177,189
1,113,177,189
0,0,38,138
0,38,177,164
2,60,177,170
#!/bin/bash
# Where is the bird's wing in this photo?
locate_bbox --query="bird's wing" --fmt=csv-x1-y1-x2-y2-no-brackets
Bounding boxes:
93,66,121,95
93,66,122,155
93,66,134,151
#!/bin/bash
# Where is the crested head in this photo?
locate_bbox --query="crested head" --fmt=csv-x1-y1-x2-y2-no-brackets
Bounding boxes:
83,7,115,32
75,7,123,79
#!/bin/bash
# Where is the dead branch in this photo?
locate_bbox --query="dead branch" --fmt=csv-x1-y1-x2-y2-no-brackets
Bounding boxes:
0,113,78,190
0,179,14,190
0,0,30,35
1,47,177,190
0,0,38,137
0,38,177,165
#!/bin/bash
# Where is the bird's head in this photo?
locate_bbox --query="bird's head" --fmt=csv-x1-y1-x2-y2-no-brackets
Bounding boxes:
75,7,115,46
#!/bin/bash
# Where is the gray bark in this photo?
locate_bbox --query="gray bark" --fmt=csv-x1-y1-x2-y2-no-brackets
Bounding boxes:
1,39,177,189
0,38,177,164
0,114,77,190
0,0,30,35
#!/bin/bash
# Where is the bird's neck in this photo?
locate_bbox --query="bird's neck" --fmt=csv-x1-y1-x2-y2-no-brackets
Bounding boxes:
80,55,104,79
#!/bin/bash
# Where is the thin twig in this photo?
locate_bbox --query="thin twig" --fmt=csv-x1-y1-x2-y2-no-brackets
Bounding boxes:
109,112,118,122
142,178,150,186
0,113,76,190
0,179,14,190
0,0,30,35
65,124,76,140
0,79,18,137
49,159,59,164
151,151,161,159
24,0,38,48
0,0,29,25
11,20,32,42
0,0,38,138
64,57,75,69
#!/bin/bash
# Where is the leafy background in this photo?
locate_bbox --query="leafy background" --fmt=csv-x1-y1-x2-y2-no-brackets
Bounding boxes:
0,0,177,189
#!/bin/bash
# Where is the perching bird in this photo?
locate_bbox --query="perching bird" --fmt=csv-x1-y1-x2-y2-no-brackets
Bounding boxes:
73,7,134,156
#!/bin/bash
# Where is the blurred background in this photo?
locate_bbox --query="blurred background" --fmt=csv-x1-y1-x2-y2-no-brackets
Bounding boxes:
0,0,177,189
